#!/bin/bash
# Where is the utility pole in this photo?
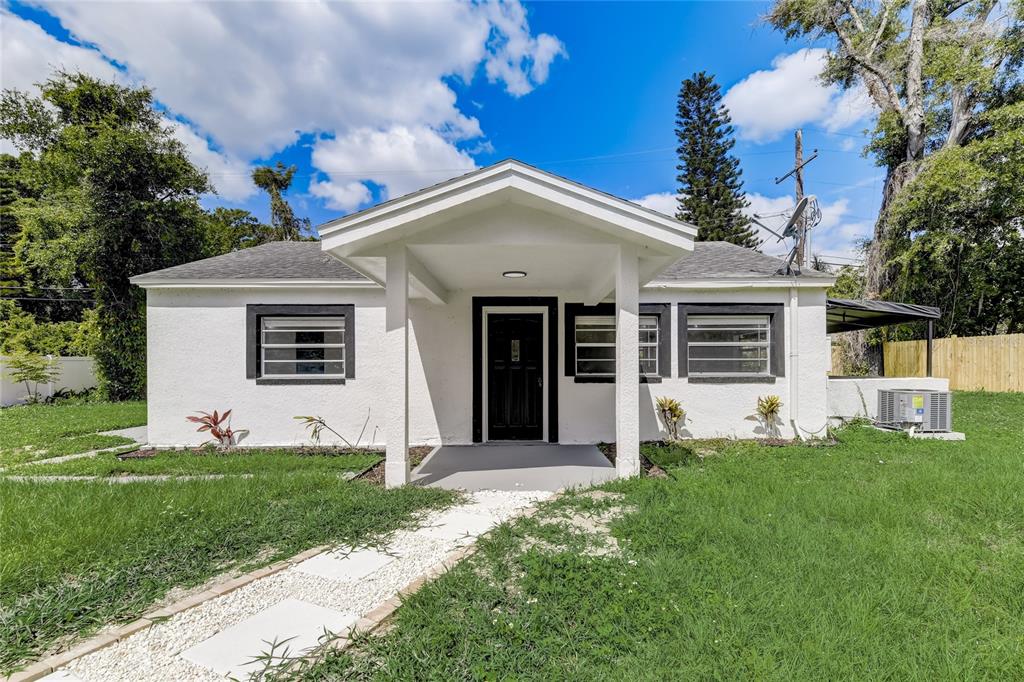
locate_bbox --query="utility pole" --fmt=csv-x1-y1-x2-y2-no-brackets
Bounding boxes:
773,129,818,268
794,130,805,266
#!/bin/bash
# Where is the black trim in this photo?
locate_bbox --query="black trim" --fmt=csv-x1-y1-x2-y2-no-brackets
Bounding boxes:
564,302,671,382
246,304,355,384
573,375,663,384
678,303,784,381
687,376,776,384
472,297,558,444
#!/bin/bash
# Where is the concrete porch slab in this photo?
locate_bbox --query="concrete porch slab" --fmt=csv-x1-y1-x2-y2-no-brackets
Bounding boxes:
412,444,615,491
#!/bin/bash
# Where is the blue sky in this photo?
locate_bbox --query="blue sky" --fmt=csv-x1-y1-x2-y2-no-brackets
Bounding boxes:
2,1,882,263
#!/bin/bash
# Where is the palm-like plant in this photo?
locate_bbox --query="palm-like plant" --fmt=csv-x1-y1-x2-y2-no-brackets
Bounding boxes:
756,395,783,438
656,396,687,441
186,409,248,447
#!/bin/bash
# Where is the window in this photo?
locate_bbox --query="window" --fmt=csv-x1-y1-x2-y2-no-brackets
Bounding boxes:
260,317,345,378
246,304,355,383
686,315,770,376
574,315,660,377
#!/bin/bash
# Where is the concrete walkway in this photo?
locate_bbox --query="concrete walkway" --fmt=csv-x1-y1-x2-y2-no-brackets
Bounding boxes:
42,490,546,682
98,425,148,443
412,444,616,491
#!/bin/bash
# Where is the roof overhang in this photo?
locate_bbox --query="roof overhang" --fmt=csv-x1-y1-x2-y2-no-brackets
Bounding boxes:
647,276,835,290
827,298,940,333
130,278,375,290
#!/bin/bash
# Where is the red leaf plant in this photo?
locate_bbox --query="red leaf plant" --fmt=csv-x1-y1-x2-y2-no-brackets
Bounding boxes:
186,409,249,447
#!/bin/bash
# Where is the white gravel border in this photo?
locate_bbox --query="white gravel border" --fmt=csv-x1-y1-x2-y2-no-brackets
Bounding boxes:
54,490,547,682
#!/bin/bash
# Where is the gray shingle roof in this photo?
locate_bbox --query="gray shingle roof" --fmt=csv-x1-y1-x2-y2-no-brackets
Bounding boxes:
130,241,366,283
657,241,833,280
131,240,831,284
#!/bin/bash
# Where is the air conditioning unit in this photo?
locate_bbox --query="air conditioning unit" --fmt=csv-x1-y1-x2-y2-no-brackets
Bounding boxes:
877,389,952,432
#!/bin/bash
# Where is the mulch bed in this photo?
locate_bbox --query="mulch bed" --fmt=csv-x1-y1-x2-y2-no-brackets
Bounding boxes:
114,446,384,460
356,446,435,486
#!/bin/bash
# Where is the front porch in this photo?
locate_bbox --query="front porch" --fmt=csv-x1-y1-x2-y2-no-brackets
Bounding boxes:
319,161,696,487
411,444,617,491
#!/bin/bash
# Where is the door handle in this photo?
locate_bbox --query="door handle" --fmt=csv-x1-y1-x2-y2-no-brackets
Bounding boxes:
537,377,543,387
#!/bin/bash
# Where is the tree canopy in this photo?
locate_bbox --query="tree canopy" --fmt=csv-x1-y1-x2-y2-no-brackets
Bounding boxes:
675,71,759,248
767,0,1024,339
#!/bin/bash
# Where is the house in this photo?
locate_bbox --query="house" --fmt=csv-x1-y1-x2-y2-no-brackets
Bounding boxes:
131,160,838,487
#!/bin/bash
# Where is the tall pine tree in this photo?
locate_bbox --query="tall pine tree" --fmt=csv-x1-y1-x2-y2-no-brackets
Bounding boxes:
675,72,759,248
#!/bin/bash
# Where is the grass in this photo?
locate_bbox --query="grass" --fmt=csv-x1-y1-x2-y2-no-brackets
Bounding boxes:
7,448,382,478
0,401,146,466
0,475,454,674
298,392,1024,680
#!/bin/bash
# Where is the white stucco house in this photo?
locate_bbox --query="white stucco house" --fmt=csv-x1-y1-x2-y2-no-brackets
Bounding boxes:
132,160,840,487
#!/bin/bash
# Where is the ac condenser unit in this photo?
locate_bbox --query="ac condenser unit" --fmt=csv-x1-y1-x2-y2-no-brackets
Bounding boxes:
877,389,952,432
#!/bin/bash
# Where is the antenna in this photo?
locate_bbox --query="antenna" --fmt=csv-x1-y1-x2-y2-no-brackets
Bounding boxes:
780,196,809,239
776,194,822,276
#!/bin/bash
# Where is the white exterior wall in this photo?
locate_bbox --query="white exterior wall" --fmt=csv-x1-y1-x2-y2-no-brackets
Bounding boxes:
1,356,97,406
146,285,831,446
827,376,950,420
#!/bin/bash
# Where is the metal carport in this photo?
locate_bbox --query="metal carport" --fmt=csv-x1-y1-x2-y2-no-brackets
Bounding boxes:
827,298,942,376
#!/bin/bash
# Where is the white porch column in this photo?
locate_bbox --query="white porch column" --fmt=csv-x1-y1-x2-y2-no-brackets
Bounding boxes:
615,244,641,477
384,244,410,488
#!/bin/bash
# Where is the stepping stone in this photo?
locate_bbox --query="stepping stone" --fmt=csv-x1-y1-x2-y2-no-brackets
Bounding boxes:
295,548,395,581
415,510,500,541
180,598,355,678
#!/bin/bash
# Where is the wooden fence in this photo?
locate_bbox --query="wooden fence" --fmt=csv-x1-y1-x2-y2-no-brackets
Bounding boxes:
882,333,1024,392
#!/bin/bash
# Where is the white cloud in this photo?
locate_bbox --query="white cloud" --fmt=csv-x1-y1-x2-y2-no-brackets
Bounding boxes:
481,1,566,97
31,1,563,158
746,192,852,256
310,125,477,210
723,48,875,143
632,189,869,260
823,85,873,132
166,120,257,202
0,9,121,93
633,192,676,217
309,179,373,213
10,1,564,213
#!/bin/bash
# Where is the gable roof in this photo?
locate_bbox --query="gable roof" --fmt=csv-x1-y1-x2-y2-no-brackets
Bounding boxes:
656,241,833,281
318,158,696,259
129,241,364,285
131,240,832,286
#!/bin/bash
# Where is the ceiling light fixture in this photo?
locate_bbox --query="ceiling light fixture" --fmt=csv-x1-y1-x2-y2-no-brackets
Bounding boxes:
502,270,527,279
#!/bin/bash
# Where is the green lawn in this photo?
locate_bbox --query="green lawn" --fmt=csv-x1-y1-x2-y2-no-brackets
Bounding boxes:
0,475,454,674
298,392,1024,680
8,448,381,478
0,401,147,466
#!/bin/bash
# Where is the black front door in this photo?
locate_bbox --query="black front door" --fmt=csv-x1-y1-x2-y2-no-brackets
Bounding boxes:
487,313,543,440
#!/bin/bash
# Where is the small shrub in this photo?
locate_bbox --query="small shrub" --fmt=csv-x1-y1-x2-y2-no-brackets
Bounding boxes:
295,409,373,449
756,394,784,438
6,352,61,403
186,409,249,447
655,396,686,441
642,442,699,468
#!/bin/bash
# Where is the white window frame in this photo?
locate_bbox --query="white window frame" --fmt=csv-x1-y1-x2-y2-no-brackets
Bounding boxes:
574,315,660,377
686,314,771,377
260,316,346,380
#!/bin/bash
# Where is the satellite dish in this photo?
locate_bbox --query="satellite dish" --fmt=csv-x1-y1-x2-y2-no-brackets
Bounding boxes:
781,196,809,238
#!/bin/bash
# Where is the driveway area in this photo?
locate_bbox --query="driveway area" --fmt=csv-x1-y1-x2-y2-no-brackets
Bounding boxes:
411,444,617,491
